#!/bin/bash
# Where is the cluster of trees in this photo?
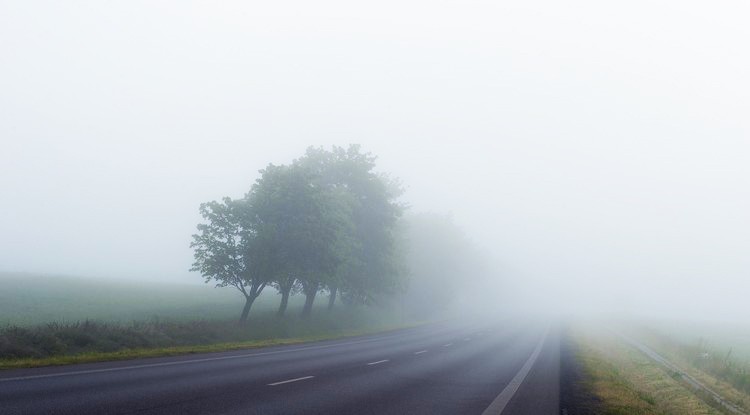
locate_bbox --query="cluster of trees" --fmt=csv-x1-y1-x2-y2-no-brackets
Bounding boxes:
191,145,405,322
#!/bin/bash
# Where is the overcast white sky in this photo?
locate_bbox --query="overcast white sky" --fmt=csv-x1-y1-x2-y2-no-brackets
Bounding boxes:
1,1,748,320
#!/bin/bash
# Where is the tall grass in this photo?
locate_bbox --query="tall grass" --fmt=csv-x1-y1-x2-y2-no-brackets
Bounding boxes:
635,325,750,399
0,306,401,361
686,340,750,396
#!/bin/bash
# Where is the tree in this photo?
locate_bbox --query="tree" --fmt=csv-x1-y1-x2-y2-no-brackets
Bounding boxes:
272,273,298,317
296,145,406,308
247,163,353,317
190,198,268,323
192,145,405,321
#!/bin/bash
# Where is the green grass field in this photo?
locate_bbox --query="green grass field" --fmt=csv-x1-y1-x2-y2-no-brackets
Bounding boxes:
0,273,411,368
0,272,295,325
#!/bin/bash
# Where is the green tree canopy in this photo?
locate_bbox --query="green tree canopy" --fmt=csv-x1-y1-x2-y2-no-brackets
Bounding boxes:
190,198,269,322
296,145,406,307
247,162,354,316
192,145,406,320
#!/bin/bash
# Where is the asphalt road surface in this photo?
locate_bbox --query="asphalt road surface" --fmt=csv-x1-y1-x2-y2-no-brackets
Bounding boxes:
0,321,560,414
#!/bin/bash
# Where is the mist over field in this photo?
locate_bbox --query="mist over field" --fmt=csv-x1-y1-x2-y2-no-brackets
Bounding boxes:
1,0,749,326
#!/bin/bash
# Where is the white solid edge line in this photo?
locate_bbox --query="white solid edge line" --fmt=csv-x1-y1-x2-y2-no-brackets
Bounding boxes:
267,376,314,386
414,350,428,354
0,331,415,383
481,327,550,415
366,359,389,365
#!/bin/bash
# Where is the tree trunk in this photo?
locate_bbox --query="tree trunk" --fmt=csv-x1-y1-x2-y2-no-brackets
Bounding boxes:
277,288,290,317
327,286,337,310
301,284,318,318
239,295,255,323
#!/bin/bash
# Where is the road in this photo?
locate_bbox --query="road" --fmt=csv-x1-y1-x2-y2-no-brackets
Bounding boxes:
0,321,559,414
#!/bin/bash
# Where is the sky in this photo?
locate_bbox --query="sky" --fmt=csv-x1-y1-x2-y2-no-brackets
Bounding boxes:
1,0,748,320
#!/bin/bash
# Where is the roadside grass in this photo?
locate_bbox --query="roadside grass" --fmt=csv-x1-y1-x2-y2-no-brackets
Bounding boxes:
627,326,750,412
640,321,750,363
571,326,723,415
0,321,417,370
0,273,420,370
0,307,413,367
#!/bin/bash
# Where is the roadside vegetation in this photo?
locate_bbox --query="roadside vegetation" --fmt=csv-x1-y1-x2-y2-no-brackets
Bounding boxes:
0,306,409,369
567,326,726,415
624,325,750,412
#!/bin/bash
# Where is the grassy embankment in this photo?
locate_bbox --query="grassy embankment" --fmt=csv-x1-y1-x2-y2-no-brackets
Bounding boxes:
0,273,416,370
568,325,734,415
626,324,750,412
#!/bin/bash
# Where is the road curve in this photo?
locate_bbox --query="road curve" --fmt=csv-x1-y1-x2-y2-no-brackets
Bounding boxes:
0,321,559,414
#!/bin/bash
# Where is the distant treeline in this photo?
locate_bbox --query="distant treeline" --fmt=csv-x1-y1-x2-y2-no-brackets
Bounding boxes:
192,145,491,323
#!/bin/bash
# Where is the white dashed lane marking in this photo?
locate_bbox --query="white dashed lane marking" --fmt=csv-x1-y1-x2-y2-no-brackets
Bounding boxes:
267,376,314,386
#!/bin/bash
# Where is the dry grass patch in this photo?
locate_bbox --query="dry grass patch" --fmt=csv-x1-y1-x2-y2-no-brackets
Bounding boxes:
573,327,723,415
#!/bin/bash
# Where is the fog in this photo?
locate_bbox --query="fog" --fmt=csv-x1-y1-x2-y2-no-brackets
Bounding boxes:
1,1,748,322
